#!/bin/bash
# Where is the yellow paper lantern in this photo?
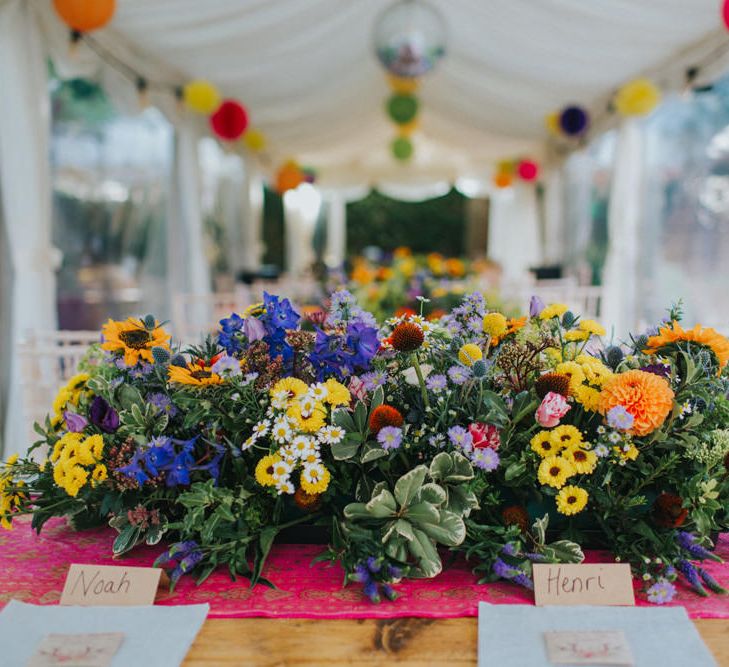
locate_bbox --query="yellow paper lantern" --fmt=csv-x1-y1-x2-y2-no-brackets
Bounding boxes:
614,78,661,117
496,159,516,176
545,111,561,136
397,118,419,136
387,74,419,94
243,128,267,152
183,80,221,115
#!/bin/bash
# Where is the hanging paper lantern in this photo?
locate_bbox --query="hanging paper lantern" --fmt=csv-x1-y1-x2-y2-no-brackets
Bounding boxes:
387,74,420,95
723,0,729,31
387,94,419,124
545,111,561,137
397,118,419,136
53,0,115,32
392,136,413,161
183,80,221,115
517,159,539,182
493,172,513,189
275,161,305,194
302,167,317,184
559,105,589,137
496,159,516,176
374,0,446,78
243,128,267,152
210,100,249,141
614,78,662,117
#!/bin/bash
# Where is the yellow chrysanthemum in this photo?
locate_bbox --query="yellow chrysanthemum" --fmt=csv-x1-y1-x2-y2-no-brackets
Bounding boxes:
300,463,331,495
530,431,559,457
561,446,597,475
564,330,589,342
458,344,482,367
645,321,729,373
61,465,89,497
545,347,563,364
168,363,224,386
255,454,281,487
77,439,96,466
540,303,568,320
5,454,18,466
556,485,589,515
91,464,108,484
573,385,602,412
555,361,586,393
537,455,575,489
614,444,639,462
85,434,104,460
66,373,90,391
576,355,613,386
324,379,351,407
482,312,508,338
101,317,170,366
52,387,74,417
579,320,606,337
286,403,326,433
550,425,583,449
271,377,309,401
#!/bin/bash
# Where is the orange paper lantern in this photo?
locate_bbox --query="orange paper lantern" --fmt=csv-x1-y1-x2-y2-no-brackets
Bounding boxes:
493,172,513,189
53,0,116,32
276,161,305,194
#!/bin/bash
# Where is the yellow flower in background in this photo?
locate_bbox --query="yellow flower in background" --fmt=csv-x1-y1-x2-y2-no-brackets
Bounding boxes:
324,379,350,407
573,385,602,412
550,425,583,449
556,485,589,515
555,361,585,393
91,464,108,485
393,246,412,259
564,330,589,342
5,454,18,466
615,444,639,462
579,320,606,337
545,347,563,364
540,303,568,320
445,258,466,277
482,312,508,338
614,78,661,117
52,387,74,417
66,373,90,391
101,317,170,367
458,344,482,367
644,321,729,373
576,355,612,386
538,456,575,489
255,454,281,487
530,431,559,457
169,363,224,387
562,446,597,475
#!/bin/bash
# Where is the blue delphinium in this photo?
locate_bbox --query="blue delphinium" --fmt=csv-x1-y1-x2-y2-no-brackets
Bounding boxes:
309,321,379,380
155,540,204,586
351,557,400,603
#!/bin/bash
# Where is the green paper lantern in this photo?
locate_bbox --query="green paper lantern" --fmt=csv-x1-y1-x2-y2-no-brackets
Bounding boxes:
387,94,419,125
392,136,413,161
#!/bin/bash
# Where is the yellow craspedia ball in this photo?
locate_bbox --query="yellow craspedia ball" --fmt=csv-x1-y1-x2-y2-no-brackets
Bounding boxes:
458,343,483,367
387,74,419,95
482,312,508,338
614,78,661,117
183,80,221,114
243,128,267,152
545,111,561,136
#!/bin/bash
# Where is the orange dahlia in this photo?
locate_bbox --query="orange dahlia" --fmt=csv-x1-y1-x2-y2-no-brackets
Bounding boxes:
645,321,729,373
598,369,674,437
369,404,404,434
390,322,424,352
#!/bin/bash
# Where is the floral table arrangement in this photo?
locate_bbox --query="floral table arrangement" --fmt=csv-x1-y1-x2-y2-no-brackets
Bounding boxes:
1,291,728,606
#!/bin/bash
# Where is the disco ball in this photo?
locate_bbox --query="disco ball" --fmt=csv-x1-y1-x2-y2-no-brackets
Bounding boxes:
373,0,446,78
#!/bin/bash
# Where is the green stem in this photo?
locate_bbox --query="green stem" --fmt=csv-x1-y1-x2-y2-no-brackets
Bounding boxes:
412,353,431,410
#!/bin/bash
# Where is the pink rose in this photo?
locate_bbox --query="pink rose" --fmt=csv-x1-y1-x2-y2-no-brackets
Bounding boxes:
468,422,501,450
535,391,570,428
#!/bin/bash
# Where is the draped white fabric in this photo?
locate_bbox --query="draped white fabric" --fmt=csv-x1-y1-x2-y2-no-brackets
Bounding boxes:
543,169,566,265
0,0,59,455
602,121,644,340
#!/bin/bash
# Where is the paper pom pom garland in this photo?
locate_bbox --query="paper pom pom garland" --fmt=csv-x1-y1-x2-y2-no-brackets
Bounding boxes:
545,111,561,137
517,159,539,182
723,0,729,31
493,172,514,189
210,99,249,141
559,105,590,136
387,74,420,95
183,80,221,115
54,0,115,32
275,160,315,194
392,136,414,161
496,159,516,176
614,78,661,117
387,94,419,124
243,128,267,152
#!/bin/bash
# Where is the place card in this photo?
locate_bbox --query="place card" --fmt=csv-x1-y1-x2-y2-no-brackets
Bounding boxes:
544,630,634,665
60,564,163,607
26,632,124,667
533,563,635,606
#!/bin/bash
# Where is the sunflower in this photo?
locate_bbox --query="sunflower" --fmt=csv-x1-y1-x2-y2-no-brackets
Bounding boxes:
645,321,729,373
555,361,586,393
561,446,597,475
556,486,588,515
168,363,224,387
550,425,583,449
101,317,170,366
255,454,281,487
537,456,575,489
530,431,559,457
599,370,674,437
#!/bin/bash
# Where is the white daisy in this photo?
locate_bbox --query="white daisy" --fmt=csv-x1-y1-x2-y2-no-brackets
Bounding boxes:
271,390,290,410
275,477,295,495
271,459,293,481
272,417,292,443
291,435,314,457
302,462,325,485
319,425,345,445
241,435,256,452
309,383,328,402
299,394,317,417
252,420,270,437
278,445,297,464
301,450,322,466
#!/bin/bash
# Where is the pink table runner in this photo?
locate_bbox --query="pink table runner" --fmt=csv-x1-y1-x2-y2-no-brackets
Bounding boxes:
0,517,727,619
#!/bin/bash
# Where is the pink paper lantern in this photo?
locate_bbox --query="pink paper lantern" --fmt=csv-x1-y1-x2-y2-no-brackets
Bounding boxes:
210,100,249,141
723,0,729,30
517,159,539,182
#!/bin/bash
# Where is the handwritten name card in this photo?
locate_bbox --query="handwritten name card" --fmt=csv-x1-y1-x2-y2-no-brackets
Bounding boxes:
60,564,163,607
533,563,635,606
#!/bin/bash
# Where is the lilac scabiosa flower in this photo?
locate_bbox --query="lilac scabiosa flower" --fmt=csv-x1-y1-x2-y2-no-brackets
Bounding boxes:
148,392,178,418
646,579,676,604
426,374,447,392
64,411,88,433
428,434,445,448
211,353,242,377
128,362,153,379
377,426,403,450
471,447,499,471
606,405,635,431
447,365,470,385
361,370,388,391
447,425,473,451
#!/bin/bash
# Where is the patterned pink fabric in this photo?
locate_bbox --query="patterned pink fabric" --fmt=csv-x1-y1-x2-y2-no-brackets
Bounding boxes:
0,517,727,619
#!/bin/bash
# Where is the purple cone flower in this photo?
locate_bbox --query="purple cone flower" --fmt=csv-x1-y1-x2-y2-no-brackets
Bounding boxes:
64,411,88,433
89,396,120,433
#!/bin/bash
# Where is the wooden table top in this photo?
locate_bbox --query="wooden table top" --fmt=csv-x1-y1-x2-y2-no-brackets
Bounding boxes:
183,617,729,666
